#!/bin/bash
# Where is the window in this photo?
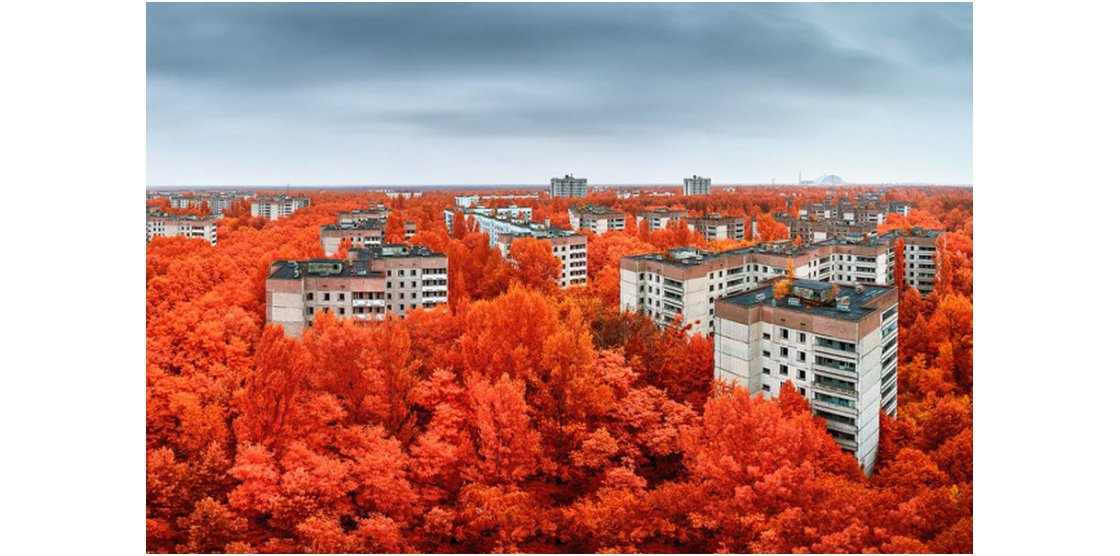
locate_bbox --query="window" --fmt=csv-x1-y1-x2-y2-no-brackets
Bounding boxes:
339,308,346,315
763,367,771,375
763,350,771,358
780,364,788,375
305,293,313,301
798,369,806,380
781,328,789,339
798,332,806,343
780,347,789,357
762,332,771,340
798,351,806,362
322,293,329,301
762,384,771,393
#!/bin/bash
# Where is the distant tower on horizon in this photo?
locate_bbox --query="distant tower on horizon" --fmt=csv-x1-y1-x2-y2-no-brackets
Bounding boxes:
550,174,588,198
684,175,711,195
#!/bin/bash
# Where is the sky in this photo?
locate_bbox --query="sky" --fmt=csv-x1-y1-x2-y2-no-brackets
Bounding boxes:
147,3,973,186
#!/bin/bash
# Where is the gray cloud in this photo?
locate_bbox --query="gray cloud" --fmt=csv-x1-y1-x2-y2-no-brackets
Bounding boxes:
147,3,972,185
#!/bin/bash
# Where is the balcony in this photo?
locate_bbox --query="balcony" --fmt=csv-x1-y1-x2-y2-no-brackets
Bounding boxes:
352,299,385,307
421,284,446,292
814,380,857,398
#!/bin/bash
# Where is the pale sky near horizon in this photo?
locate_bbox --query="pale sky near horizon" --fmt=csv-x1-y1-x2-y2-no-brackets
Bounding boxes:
147,3,973,186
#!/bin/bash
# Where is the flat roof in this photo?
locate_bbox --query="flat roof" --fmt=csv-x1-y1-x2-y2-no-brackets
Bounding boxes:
721,279,892,321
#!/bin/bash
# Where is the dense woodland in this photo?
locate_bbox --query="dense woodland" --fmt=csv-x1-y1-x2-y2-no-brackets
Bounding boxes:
147,187,973,553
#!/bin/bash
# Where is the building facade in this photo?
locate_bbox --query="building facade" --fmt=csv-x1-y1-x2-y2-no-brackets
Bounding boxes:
266,245,449,336
683,175,712,195
495,229,589,288
550,174,588,198
568,203,625,234
146,212,219,245
713,279,899,473
252,195,311,220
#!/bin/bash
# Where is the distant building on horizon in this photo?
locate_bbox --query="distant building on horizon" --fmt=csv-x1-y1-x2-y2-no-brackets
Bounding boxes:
550,174,588,198
252,195,311,220
684,175,712,195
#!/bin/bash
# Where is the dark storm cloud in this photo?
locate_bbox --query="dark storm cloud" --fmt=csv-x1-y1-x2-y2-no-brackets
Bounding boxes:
147,3,972,185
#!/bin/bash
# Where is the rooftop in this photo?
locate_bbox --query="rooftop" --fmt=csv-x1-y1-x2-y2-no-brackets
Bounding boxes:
321,220,387,232
721,278,892,321
269,246,445,279
570,203,624,215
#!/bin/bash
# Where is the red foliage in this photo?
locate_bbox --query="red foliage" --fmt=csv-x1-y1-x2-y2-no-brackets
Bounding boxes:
147,187,973,552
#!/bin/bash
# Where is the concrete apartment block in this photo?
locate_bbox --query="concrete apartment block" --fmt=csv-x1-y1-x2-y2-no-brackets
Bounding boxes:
496,229,589,288
713,279,899,473
685,214,746,241
683,175,711,195
568,203,625,234
266,245,448,336
146,212,219,245
619,238,899,336
251,195,311,220
549,174,588,198
636,208,688,231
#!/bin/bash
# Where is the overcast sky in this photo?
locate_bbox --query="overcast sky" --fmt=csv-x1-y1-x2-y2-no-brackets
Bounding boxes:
147,3,972,186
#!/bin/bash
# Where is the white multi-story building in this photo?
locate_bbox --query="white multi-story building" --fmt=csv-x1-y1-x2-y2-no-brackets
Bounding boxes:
636,208,688,231
683,175,712,195
550,174,588,198
266,245,448,337
443,206,535,245
713,279,899,473
892,227,942,296
495,229,589,288
568,203,625,234
146,212,219,245
686,213,746,241
619,238,898,336
252,195,311,220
